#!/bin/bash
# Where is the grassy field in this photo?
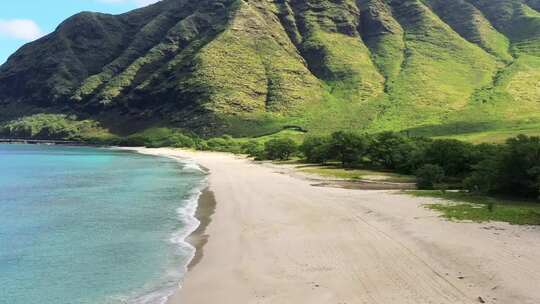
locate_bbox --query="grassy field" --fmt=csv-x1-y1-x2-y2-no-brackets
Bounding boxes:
409,191,540,225
298,164,416,183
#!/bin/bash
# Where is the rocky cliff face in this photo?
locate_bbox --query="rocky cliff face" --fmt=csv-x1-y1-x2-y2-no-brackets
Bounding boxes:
1,0,539,137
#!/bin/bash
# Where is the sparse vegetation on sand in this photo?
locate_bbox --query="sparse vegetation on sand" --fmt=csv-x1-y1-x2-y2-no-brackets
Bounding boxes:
410,191,540,225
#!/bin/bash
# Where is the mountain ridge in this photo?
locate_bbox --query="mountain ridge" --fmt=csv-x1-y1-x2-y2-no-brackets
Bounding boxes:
0,0,539,140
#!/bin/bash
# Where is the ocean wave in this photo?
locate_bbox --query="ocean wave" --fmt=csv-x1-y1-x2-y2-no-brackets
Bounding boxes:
169,156,207,175
126,157,208,304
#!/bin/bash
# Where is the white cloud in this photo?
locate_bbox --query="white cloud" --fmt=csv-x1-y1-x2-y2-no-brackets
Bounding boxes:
135,0,160,6
0,19,44,40
97,0,161,7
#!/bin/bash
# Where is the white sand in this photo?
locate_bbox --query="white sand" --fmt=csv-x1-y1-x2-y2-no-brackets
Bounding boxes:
132,148,540,304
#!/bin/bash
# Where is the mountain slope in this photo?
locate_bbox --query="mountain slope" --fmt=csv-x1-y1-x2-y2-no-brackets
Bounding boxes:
0,0,539,140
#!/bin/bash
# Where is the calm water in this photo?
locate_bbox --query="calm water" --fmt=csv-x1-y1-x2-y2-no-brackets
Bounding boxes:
0,144,206,304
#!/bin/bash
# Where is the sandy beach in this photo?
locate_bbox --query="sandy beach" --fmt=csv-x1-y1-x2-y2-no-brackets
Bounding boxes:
132,148,540,304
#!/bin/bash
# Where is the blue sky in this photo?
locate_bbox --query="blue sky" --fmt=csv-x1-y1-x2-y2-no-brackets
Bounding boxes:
0,0,160,64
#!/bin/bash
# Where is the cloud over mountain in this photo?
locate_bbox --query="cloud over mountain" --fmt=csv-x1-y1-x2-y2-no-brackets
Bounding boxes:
0,19,43,40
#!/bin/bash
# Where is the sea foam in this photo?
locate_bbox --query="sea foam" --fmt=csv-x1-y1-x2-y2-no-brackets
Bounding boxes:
127,155,208,304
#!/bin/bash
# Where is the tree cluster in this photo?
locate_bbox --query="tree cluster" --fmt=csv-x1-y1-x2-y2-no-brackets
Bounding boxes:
114,127,540,200
298,132,540,199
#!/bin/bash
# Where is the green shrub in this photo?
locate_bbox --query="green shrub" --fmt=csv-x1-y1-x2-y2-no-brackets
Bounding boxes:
300,136,332,164
462,135,540,199
264,138,298,160
416,164,445,190
195,140,209,151
392,137,432,174
498,135,540,198
120,128,202,148
170,134,196,148
423,139,477,177
204,135,242,153
205,137,228,150
329,131,367,167
367,132,410,170
0,114,112,141
463,158,501,194
242,140,265,159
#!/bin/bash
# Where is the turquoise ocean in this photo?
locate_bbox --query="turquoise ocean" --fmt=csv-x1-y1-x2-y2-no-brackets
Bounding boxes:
0,144,206,304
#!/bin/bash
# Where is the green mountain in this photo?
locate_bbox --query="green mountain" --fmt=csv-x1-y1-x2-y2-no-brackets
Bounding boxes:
0,0,539,141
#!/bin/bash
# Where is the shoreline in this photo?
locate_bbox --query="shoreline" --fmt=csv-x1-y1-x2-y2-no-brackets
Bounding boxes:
119,147,215,303
129,147,540,304
185,189,216,271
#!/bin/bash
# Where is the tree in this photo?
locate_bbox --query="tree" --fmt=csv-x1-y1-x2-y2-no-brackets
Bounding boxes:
329,131,367,167
529,166,540,199
367,132,409,170
498,135,540,198
300,136,332,164
395,137,432,174
423,139,476,177
462,144,504,194
264,138,298,160
415,164,445,190
463,158,500,194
